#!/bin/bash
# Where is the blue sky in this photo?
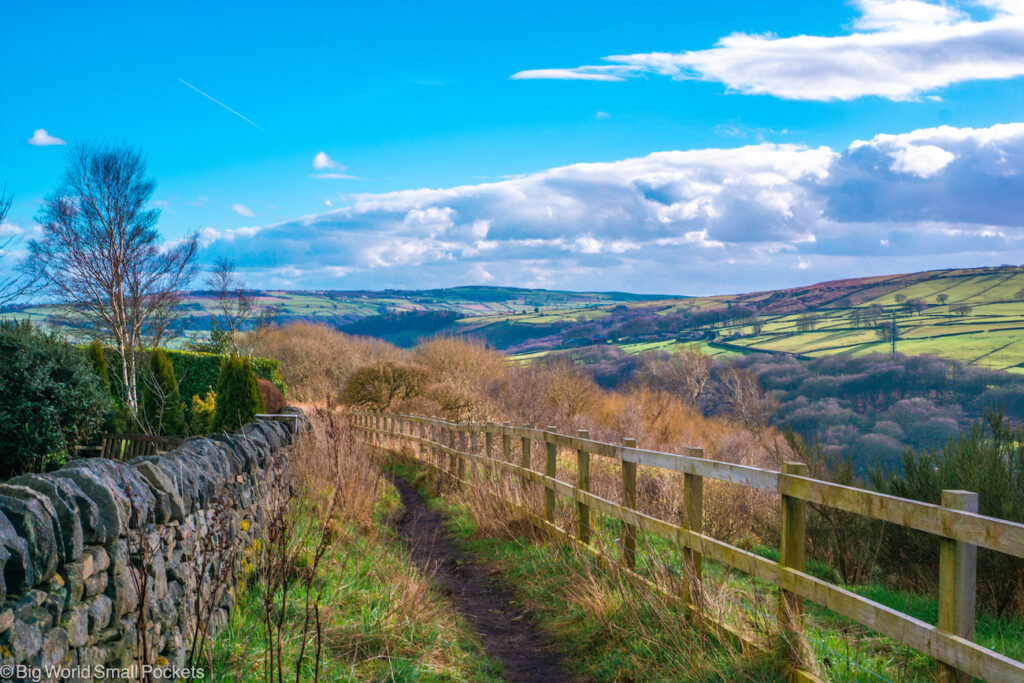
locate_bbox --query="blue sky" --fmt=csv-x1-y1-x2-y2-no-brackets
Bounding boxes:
4,0,1024,294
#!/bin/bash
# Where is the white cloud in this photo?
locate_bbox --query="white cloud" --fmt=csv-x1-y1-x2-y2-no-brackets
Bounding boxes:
511,1,1024,101
312,151,339,170
198,121,1024,293
889,144,956,177
595,111,610,120
26,129,66,146
231,204,255,217
310,152,358,179
0,222,24,239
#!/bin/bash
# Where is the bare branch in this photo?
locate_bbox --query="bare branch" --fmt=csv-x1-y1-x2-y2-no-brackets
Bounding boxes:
206,257,254,352
0,184,38,307
27,144,197,418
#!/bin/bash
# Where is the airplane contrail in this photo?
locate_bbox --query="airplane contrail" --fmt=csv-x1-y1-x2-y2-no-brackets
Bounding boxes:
178,78,269,133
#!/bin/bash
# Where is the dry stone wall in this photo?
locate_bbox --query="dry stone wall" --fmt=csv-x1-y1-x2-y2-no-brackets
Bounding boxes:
0,407,310,682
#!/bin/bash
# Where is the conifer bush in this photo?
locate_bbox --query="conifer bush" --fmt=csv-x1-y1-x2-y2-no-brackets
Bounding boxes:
86,339,110,394
212,355,265,431
141,348,187,437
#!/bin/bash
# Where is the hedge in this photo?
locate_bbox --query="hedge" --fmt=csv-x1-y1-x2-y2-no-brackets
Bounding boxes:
162,349,286,404
87,346,287,405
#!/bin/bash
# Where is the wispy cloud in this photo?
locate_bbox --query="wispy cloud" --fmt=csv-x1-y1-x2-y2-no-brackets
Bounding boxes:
231,203,255,217
26,129,65,146
199,121,1024,292
511,1,1024,101
512,67,626,82
178,78,268,132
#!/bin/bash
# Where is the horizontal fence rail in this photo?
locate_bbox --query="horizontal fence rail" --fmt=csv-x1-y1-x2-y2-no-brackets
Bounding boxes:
353,411,1024,683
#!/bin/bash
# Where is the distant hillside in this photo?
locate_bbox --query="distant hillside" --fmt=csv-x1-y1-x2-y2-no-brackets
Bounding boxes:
1,286,671,348
476,265,1024,372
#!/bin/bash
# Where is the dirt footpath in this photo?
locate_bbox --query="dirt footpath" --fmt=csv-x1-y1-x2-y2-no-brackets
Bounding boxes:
391,477,573,683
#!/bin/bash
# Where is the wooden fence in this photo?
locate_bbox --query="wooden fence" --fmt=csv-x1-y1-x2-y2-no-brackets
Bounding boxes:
76,433,185,460
354,411,1024,683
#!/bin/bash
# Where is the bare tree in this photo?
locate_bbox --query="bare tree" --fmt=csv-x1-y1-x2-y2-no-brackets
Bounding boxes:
0,186,36,307
638,346,712,408
950,303,972,317
29,144,197,421
720,366,779,434
206,257,254,353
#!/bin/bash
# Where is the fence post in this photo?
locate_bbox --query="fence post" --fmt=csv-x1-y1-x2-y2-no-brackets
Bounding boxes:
937,489,978,683
470,428,479,483
779,461,808,659
576,430,590,545
502,423,511,462
621,438,638,570
520,426,532,490
544,427,558,525
682,447,705,605
448,424,457,477
419,421,426,462
485,424,494,481
436,422,443,470
458,429,467,484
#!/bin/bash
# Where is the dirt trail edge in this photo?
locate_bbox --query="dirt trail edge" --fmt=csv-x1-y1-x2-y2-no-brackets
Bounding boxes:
390,477,573,683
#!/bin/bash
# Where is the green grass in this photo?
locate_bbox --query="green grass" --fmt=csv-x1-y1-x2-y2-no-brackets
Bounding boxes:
208,477,505,682
388,458,787,683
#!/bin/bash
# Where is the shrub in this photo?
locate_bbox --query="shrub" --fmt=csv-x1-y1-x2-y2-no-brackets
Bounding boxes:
212,355,265,432
873,411,1024,614
189,390,217,435
341,362,427,412
94,345,286,408
0,321,110,476
141,349,187,437
257,378,287,413
250,322,397,405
